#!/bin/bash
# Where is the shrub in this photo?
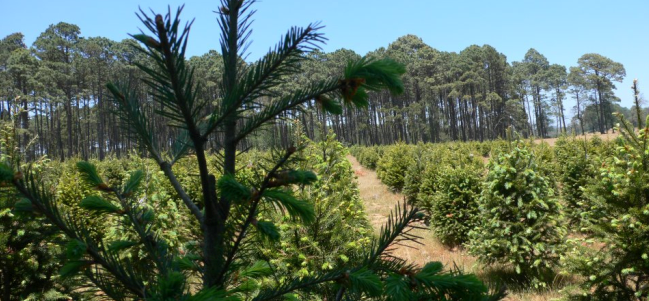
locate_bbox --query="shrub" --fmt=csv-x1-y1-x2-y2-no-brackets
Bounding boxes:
261,134,373,297
564,115,649,300
428,162,483,247
531,141,557,179
402,143,435,203
376,143,414,191
359,147,381,170
350,145,381,170
348,145,363,163
402,163,424,203
54,160,108,240
0,116,72,300
414,144,481,212
553,136,594,226
468,143,566,286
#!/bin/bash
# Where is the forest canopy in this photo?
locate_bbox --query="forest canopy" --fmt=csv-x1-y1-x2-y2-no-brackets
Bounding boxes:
0,26,631,160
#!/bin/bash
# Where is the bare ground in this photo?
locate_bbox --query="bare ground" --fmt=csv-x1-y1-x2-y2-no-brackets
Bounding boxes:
348,154,564,301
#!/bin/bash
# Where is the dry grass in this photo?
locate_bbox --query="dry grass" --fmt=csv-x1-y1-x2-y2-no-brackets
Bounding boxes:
534,131,619,147
348,154,568,301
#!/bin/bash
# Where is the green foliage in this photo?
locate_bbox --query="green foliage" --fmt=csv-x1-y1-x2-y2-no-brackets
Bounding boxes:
349,145,383,170
402,143,436,204
261,134,373,296
405,143,481,211
76,161,106,189
532,141,558,179
79,196,123,214
0,187,71,300
0,162,13,183
553,135,595,226
4,2,497,300
218,174,252,203
377,143,414,191
428,162,483,247
563,114,649,300
122,170,145,196
262,188,316,224
0,111,72,300
53,161,105,235
468,143,566,286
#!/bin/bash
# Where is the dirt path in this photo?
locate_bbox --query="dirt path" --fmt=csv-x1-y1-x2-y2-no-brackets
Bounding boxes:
348,154,561,301
347,155,476,269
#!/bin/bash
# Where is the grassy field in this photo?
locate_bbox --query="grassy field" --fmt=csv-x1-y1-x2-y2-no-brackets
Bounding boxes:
348,154,569,301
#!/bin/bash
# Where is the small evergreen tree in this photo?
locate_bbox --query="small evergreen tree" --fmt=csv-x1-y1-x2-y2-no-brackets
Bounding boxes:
468,143,566,286
428,161,483,247
377,143,413,191
402,143,436,204
0,104,72,301
1,1,500,300
261,133,374,298
350,145,381,170
564,113,649,300
553,136,594,226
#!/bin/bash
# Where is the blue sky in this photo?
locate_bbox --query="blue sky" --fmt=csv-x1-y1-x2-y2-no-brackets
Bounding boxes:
2,0,648,113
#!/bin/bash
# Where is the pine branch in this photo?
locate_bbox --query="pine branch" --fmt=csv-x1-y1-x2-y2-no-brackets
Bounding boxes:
235,79,340,141
203,23,326,139
159,161,204,223
615,113,641,150
110,191,173,276
216,147,296,284
252,271,344,301
11,172,146,298
366,202,424,265
199,0,256,139
170,129,194,164
84,268,131,301
219,0,254,99
133,6,204,140
106,82,157,154
106,82,204,223
235,57,406,141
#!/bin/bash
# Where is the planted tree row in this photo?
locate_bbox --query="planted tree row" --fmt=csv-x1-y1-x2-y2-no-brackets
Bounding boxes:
351,121,649,299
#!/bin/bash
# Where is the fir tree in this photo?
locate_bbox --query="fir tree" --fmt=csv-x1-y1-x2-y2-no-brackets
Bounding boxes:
565,113,649,300
468,143,566,287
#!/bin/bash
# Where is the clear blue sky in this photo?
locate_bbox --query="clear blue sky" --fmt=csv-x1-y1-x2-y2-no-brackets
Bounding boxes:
2,0,649,113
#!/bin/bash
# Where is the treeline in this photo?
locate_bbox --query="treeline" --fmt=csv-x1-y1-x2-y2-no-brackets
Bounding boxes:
0,24,628,160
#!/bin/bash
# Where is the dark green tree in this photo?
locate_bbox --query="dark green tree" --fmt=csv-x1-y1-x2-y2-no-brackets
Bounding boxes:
75,36,116,160
0,33,28,120
521,48,550,138
567,66,589,135
544,64,568,133
468,143,566,286
0,33,40,160
427,157,483,247
574,53,626,134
